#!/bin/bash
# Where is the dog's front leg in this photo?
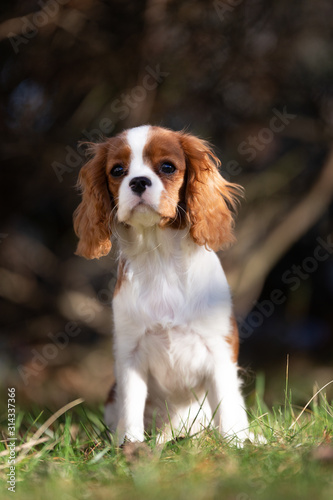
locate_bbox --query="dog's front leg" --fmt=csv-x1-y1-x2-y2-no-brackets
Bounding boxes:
207,355,249,444
115,357,148,445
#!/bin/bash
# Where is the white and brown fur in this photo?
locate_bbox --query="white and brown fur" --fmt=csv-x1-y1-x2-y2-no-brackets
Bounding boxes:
73,125,250,445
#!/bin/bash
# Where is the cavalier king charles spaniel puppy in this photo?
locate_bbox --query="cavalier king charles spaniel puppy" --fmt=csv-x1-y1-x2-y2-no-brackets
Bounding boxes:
73,125,250,445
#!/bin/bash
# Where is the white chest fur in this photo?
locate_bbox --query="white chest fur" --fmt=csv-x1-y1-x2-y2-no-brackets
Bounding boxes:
113,226,231,325
113,226,233,393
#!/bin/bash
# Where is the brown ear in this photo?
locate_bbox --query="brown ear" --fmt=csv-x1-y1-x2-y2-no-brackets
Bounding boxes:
73,142,113,259
179,132,243,251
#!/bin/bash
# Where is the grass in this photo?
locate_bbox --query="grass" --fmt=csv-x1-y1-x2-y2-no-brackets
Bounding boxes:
1,380,332,500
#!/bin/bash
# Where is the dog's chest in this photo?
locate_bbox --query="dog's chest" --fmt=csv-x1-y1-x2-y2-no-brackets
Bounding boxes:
120,254,190,325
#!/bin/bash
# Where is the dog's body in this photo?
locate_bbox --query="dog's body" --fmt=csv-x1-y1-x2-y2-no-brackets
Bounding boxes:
73,125,249,444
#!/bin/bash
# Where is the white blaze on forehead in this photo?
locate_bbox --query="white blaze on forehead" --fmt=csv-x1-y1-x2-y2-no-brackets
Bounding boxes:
126,125,151,177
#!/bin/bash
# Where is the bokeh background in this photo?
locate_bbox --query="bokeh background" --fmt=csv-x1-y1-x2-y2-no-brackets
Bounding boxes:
1,0,333,411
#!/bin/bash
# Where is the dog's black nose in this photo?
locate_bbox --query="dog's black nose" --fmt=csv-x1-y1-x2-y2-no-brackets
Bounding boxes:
129,176,152,195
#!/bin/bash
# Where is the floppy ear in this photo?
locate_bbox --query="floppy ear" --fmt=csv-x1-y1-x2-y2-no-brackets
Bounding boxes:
179,132,243,251
73,142,113,259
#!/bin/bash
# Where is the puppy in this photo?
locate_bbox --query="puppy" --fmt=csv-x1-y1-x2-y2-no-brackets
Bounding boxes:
73,125,249,445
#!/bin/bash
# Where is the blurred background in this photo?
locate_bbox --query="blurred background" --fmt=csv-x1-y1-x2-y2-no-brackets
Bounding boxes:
1,0,332,411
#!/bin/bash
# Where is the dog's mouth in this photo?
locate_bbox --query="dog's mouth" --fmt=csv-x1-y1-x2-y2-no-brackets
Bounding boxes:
132,198,157,211
127,201,161,227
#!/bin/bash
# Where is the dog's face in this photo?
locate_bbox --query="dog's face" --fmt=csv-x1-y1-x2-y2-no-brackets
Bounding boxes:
106,126,187,228
73,125,241,259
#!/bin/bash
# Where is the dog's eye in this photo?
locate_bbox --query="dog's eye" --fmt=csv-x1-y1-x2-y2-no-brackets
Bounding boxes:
160,162,176,174
110,164,125,177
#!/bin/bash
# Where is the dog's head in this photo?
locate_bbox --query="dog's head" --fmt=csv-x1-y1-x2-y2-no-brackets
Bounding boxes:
73,125,242,259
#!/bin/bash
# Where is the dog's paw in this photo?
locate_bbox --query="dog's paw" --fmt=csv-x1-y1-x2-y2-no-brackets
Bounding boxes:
247,431,267,445
224,430,267,448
